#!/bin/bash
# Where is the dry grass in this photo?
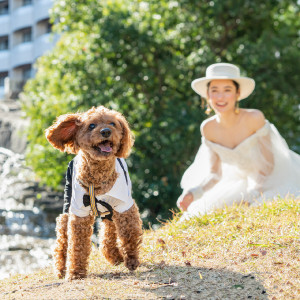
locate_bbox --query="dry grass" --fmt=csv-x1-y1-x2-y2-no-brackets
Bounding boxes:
0,196,299,299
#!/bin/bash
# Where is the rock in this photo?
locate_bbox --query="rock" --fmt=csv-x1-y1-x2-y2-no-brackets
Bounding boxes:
0,147,63,237
0,102,61,279
0,100,28,153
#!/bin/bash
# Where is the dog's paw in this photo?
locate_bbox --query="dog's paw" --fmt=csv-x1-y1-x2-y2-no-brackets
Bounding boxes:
106,253,124,266
66,272,87,281
112,255,124,266
125,256,140,271
102,247,124,265
55,270,66,279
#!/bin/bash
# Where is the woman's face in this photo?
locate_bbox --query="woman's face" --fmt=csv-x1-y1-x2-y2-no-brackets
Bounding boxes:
207,79,240,114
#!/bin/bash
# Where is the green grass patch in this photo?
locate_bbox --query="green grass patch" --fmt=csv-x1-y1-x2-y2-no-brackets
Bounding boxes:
1,196,299,299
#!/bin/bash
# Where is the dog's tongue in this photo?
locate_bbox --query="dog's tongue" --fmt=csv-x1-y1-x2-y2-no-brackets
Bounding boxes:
99,142,112,153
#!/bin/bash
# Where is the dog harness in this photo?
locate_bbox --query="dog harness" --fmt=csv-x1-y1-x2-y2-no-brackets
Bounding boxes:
63,156,133,220
85,158,129,220
83,192,114,220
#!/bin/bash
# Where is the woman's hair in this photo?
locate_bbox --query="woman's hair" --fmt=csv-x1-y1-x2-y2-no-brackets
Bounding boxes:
207,80,240,91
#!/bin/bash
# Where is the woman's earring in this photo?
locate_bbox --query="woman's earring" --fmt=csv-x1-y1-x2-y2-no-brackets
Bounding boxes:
205,103,212,115
235,100,240,114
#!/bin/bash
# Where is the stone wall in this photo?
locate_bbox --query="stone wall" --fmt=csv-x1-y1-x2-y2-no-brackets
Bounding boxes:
0,101,28,154
0,101,63,280
0,147,63,237
0,101,63,237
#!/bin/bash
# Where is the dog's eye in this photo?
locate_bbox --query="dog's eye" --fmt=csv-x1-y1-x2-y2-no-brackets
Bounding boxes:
109,122,116,127
89,124,96,130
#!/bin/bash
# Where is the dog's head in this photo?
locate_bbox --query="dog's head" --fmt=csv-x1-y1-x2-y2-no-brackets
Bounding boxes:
45,106,134,160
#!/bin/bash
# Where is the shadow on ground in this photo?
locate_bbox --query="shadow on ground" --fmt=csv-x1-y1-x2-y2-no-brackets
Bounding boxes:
91,263,268,299
2,263,268,299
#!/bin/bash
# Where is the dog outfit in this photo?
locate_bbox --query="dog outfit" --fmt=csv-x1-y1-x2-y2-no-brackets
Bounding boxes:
63,156,134,217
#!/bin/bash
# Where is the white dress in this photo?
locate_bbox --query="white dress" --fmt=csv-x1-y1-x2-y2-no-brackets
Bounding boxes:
180,121,300,219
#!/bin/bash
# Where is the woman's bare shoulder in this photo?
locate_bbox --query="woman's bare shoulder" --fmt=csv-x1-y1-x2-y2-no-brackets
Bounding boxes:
242,109,266,131
200,116,218,138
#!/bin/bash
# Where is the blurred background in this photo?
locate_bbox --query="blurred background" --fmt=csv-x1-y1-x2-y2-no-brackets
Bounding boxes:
0,0,299,279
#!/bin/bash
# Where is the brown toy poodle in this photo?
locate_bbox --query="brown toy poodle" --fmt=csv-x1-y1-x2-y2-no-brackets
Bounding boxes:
45,106,143,280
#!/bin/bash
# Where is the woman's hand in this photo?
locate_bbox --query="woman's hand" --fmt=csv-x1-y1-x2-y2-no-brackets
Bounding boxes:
177,192,194,211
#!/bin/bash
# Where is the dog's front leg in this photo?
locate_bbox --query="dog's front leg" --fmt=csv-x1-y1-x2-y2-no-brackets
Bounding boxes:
53,213,69,278
113,203,143,271
100,219,124,265
65,213,95,280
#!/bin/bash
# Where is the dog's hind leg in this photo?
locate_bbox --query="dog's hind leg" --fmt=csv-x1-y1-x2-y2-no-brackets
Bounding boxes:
99,219,124,265
114,203,143,271
65,213,95,280
53,213,69,279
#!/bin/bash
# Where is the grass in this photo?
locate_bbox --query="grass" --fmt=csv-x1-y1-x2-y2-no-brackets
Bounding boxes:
0,196,299,299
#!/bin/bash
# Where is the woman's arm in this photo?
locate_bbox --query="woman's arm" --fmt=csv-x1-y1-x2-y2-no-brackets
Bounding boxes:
189,152,221,195
255,134,274,192
177,151,221,211
247,110,274,191
177,119,223,211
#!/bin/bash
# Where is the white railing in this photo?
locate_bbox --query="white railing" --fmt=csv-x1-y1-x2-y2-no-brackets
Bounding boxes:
0,50,9,71
10,42,33,68
33,32,58,58
11,5,34,32
34,0,53,23
0,15,9,36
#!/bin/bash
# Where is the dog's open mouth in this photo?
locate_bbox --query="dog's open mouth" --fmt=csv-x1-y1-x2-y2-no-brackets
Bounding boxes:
93,140,113,154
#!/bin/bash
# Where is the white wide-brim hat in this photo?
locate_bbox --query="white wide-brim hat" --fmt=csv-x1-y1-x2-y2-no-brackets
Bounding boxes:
191,63,255,100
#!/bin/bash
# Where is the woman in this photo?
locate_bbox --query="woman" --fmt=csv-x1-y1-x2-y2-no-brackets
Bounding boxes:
177,63,300,218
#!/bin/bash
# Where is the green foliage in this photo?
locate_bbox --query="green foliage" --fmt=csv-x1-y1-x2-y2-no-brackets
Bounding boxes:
22,0,300,224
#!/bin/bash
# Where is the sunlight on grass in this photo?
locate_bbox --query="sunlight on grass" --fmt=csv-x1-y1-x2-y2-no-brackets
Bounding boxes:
1,196,299,299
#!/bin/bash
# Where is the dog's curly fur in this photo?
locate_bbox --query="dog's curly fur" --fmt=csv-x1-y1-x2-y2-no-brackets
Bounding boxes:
46,106,143,280
53,213,69,279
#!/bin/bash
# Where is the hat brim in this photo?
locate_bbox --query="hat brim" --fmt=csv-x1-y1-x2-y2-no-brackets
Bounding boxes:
191,76,255,100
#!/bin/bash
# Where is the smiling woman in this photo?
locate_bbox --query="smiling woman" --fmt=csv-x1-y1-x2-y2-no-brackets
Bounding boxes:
177,63,300,219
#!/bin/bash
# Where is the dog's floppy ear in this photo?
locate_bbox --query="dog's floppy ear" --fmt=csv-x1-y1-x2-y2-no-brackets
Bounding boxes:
116,114,134,158
45,113,82,154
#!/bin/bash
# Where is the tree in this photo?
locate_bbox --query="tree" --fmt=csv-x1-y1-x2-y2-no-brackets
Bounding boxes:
22,0,300,225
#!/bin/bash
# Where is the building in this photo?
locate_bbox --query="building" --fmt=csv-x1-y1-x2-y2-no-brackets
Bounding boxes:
0,0,56,100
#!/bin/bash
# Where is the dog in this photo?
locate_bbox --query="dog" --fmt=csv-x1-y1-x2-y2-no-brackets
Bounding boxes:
45,106,143,280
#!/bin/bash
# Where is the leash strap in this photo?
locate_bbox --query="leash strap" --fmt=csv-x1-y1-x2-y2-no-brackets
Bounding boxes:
117,158,128,185
89,184,99,217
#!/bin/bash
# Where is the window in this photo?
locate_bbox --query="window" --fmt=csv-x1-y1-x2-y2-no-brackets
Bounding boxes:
0,2,8,15
36,18,52,37
0,36,8,51
0,72,8,87
22,0,32,6
22,29,32,43
23,67,32,80
46,21,52,33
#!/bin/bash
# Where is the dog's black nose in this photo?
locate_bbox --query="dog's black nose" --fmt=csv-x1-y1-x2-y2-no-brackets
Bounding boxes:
100,128,111,138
